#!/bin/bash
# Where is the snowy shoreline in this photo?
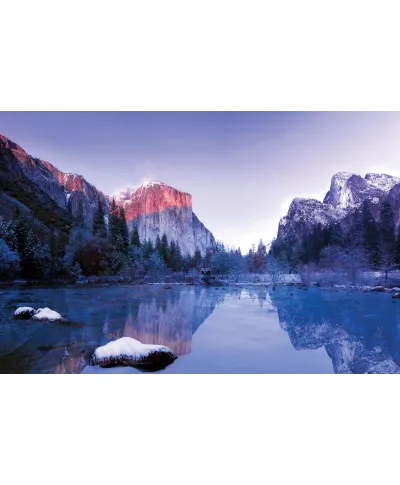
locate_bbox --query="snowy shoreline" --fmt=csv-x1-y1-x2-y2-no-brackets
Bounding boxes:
2,280,400,294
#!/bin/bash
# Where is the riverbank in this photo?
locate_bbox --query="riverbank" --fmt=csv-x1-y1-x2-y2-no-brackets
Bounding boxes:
1,277,400,295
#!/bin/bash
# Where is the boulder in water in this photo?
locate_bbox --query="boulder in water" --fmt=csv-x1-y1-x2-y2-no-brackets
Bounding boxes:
14,307,36,319
14,306,63,321
371,286,385,292
89,337,177,371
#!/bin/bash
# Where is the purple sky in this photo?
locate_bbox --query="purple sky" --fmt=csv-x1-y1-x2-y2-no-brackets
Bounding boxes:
1,112,400,251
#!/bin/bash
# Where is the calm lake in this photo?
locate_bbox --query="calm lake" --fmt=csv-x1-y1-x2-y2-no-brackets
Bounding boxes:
1,285,399,374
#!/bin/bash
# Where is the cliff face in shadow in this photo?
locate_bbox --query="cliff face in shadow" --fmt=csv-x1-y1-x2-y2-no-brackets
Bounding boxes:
0,134,106,229
269,286,400,373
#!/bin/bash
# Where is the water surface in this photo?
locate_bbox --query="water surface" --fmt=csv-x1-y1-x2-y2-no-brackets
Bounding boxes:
1,285,399,373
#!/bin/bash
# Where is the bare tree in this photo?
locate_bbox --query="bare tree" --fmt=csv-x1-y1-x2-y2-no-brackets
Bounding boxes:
323,223,370,284
267,255,289,286
380,248,396,282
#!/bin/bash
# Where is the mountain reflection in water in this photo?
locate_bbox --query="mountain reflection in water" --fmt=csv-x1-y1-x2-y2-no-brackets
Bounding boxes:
1,285,399,373
0,285,225,373
269,286,400,374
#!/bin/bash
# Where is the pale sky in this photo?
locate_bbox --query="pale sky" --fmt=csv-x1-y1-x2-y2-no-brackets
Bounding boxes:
1,112,400,252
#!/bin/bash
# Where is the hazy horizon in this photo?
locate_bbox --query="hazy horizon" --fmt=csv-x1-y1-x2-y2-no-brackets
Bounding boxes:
1,111,400,252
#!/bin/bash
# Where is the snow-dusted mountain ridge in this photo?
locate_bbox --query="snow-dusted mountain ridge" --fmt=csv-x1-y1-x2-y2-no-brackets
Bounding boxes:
278,172,400,242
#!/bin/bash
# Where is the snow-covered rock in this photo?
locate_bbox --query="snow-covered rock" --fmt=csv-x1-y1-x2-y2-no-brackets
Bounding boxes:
90,337,177,370
365,173,400,192
277,197,345,241
323,172,388,209
31,308,63,321
14,307,36,319
370,286,385,292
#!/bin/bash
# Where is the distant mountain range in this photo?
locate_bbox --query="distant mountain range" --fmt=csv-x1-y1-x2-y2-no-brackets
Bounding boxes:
0,134,215,255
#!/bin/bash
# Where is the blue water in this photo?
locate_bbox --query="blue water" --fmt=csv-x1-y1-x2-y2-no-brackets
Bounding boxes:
1,285,399,373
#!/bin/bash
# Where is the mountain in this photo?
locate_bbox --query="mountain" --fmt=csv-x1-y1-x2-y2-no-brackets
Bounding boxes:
323,172,400,209
114,181,215,255
0,134,215,255
0,135,73,238
0,134,107,228
277,171,400,243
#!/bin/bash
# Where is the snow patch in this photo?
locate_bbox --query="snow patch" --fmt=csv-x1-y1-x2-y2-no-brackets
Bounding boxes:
14,307,35,316
366,358,400,374
94,337,171,360
14,307,36,318
32,308,63,321
365,173,400,192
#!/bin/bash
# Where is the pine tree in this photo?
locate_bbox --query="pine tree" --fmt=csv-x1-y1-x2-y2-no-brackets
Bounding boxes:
0,238,20,277
170,240,182,272
21,229,39,279
379,201,396,278
142,239,154,260
174,242,182,272
247,244,256,272
109,198,119,247
380,201,396,253
93,199,107,238
362,202,380,268
193,248,202,269
396,231,400,267
160,234,171,266
117,206,129,253
204,250,212,268
130,224,141,247
169,239,176,268
0,215,17,251
76,199,85,228
155,235,162,256
49,229,58,278
252,239,267,272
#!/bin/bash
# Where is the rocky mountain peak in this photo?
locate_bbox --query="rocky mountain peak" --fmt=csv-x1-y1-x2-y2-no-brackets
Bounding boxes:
364,172,400,191
277,171,400,243
323,171,400,210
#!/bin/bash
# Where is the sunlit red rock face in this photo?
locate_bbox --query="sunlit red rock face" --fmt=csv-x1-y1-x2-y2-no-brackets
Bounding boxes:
115,181,192,219
0,134,31,164
114,182,215,255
